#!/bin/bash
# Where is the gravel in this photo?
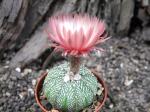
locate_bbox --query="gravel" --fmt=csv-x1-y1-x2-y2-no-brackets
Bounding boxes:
0,36,150,112
86,37,150,112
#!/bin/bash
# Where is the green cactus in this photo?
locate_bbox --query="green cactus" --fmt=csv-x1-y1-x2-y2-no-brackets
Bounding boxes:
43,62,100,112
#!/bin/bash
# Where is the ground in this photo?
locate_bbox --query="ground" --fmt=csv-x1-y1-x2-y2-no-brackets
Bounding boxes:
0,35,150,112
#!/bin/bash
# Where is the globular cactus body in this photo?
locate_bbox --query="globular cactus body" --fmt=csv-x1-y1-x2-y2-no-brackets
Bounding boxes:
43,62,99,112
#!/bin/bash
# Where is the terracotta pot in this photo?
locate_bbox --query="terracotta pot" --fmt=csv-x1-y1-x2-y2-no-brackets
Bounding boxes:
35,71,107,112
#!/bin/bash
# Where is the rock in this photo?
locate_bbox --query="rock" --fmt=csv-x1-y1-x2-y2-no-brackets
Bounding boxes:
8,81,14,89
32,79,36,86
109,104,114,109
117,0,134,34
10,69,22,79
28,88,34,95
10,75,17,81
5,92,11,97
0,107,3,111
0,66,6,74
9,26,49,69
1,73,9,81
20,107,26,111
141,28,150,41
120,63,124,68
19,91,27,100
15,67,21,73
0,98,6,105
3,66,9,69
124,77,133,86
23,68,32,76
96,65,103,72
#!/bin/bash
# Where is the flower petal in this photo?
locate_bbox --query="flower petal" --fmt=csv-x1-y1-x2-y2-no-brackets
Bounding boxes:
46,14,107,56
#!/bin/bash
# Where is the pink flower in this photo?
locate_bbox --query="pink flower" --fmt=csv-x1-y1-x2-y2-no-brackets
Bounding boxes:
46,14,108,56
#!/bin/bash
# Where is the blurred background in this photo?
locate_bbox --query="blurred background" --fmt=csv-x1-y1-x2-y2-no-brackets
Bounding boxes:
0,0,150,112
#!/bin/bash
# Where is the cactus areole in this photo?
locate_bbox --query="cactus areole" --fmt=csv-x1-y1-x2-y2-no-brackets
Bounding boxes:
43,14,108,111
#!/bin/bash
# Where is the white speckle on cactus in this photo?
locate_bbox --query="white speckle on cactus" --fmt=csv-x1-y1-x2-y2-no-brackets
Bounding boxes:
64,72,82,82
63,74,70,82
73,73,81,80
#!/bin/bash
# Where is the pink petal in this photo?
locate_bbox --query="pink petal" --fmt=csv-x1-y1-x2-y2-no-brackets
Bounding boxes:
70,31,76,49
48,19,60,43
62,27,71,48
84,22,105,48
76,29,84,49
55,25,69,48
96,36,111,45
81,27,94,49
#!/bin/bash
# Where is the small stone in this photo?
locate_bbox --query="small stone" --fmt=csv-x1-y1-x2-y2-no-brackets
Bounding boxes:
96,50,102,57
120,63,124,68
10,76,17,81
132,59,139,64
0,106,3,111
19,92,27,100
51,109,59,112
124,79,133,86
11,70,21,79
144,66,148,69
21,107,26,111
0,98,6,104
19,94,24,99
86,60,96,68
4,65,9,68
8,81,14,89
17,84,21,87
96,65,102,72
32,79,36,86
140,53,146,60
23,68,32,75
98,83,103,89
97,89,103,95
15,67,21,73
0,67,6,74
5,61,10,64
6,92,11,97
28,88,34,95
128,90,132,93
2,73,9,81
109,46,113,53
21,73,25,77
135,68,139,72
109,104,114,109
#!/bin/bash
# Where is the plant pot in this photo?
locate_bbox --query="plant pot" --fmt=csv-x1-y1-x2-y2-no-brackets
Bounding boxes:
34,71,107,112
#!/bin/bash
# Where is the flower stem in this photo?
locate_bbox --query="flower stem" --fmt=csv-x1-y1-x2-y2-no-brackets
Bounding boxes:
69,56,81,75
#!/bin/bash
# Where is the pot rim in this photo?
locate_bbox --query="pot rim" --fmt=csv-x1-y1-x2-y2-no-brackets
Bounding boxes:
34,71,108,112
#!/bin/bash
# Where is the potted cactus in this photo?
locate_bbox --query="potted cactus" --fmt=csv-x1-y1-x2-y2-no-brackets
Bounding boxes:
35,14,108,112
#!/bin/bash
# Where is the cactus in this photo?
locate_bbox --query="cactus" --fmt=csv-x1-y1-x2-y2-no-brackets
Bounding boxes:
43,62,100,112
43,14,108,112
